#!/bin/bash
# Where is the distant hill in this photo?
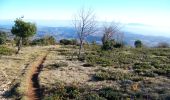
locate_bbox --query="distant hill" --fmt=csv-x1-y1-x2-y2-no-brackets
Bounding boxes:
0,24,170,47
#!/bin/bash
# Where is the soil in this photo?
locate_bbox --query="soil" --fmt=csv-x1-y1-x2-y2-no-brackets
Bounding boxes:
24,52,48,100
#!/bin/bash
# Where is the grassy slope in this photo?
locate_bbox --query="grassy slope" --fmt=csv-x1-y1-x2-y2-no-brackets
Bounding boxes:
39,45,170,99
1,45,170,99
0,46,51,99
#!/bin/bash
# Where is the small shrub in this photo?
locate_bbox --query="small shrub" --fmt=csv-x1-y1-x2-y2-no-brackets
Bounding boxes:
57,49,70,56
0,31,7,45
102,40,114,50
86,54,112,67
0,46,14,55
99,87,123,100
134,40,143,48
47,61,68,69
94,70,132,81
43,94,62,100
59,39,77,45
143,71,157,77
96,57,112,67
31,36,56,46
78,54,86,61
84,93,106,100
65,85,80,99
42,82,82,99
94,71,111,80
131,76,143,82
114,42,124,48
82,63,94,67
154,69,170,77
133,62,153,70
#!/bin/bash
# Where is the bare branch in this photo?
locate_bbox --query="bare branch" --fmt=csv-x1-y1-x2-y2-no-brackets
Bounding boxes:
102,22,124,44
73,8,97,57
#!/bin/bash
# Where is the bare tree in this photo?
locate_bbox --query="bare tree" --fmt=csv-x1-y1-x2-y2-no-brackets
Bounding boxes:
74,8,96,58
101,22,122,45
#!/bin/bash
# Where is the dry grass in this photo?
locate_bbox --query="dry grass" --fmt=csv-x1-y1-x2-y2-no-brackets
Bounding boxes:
39,46,120,91
39,45,170,99
1,45,170,99
0,45,56,99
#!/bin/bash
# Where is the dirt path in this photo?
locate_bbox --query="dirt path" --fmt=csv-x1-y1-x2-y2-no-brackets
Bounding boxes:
24,52,48,100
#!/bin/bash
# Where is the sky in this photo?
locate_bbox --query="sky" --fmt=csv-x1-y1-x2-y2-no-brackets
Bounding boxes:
0,0,170,29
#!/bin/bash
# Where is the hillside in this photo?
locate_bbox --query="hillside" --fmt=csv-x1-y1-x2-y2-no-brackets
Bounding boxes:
1,24,170,47
0,45,170,100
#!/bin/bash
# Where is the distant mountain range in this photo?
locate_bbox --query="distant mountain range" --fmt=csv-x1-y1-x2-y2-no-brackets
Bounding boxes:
0,21,170,47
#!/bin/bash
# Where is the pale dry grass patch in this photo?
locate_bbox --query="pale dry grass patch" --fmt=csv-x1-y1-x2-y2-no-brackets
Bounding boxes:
0,45,51,99
39,46,122,91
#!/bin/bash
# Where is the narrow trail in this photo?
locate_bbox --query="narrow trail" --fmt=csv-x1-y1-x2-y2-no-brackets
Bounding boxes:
24,52,48,100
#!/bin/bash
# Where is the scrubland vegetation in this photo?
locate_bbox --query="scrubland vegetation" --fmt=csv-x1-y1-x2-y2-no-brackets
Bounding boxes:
39,45,170,100
0,9,170,100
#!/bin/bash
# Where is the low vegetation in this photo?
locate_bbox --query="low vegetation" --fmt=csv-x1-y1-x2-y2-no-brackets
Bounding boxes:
0,6,170,100
94,69,132,81
46,61,68,69
0,31,7,45
134,40,143,48
0,46,15,55
38,45,170,100
31,36,56,46
59,39,77,45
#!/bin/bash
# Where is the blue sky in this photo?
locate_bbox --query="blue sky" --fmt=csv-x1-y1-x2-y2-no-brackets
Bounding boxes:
0,0,170,28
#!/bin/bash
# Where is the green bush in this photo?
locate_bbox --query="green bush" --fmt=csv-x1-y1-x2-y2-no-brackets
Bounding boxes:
85,54,112,67
0,46,14,55
42,82,82,100
133,62,153,70
31,36,56,45
142,71,157,77
65,85,81,99
0,31,7,45
102,40,114,50
113,42,124,48
94,70,132,81
134,40,143,48
94,71,111,80
99,87,123,100
43,94,62,100
154,69,170,77
47,61,68,69
102,40,124,50
59,39,77,45
84,93,106,100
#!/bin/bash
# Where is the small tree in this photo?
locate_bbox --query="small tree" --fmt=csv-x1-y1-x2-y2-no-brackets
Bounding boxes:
74,8,96,58
11,18,37,53
102,39,115,50
101,22,123,50
0,31,7,45
134,40,142,48
102,23,119,44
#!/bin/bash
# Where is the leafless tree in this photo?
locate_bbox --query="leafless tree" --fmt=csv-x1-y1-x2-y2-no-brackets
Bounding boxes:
74,8,96,58
101,22,122,45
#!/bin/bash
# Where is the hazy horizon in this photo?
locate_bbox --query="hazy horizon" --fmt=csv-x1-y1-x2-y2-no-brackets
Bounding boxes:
0,0,170,37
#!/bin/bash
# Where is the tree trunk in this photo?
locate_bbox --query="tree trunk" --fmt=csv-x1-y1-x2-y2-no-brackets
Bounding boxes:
78,40,83,58
16,37,22,54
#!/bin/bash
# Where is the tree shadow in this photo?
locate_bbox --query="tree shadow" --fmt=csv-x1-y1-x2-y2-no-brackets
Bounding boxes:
2,83,21,100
